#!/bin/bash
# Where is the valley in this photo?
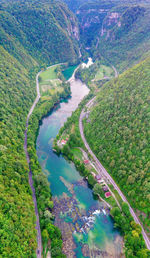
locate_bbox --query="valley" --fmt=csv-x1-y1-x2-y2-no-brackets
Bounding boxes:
36,66,123,257
54,58,150,257
0,0,150,257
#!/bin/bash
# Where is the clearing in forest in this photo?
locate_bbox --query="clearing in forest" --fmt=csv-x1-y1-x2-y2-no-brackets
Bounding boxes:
94,65,114,81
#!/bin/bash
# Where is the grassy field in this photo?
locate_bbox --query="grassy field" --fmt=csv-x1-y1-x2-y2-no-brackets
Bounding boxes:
94,65,114,81
71,148,83,160
40,66,58,81
39,65,63,96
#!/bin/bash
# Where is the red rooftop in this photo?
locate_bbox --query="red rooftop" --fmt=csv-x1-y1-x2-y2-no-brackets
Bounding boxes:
84,160,89,164
105,192,111,198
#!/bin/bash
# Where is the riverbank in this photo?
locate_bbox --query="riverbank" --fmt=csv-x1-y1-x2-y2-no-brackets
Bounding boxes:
26,63,72,258
53,98,121,211
36,78,124,257
53,90,149,257
54,63,150,256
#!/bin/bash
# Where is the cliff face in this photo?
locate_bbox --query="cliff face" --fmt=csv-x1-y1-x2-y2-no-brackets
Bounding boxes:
100,12,121,40
73,0,150,71
76,2,114,47
100,6,145,42
96,5,150,71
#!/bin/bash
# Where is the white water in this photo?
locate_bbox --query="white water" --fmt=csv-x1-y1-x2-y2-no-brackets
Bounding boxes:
82,57,94,68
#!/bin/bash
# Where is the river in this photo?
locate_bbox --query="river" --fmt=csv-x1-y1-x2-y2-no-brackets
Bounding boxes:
36,67,123,257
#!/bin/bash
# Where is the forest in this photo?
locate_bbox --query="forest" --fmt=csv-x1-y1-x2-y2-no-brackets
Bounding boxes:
84,57,150,236
0,0,79,66
94,4,150,72
0,0,79,256
53,75,150,256
0,46,37,256
72,0,150,72
1,0,150,256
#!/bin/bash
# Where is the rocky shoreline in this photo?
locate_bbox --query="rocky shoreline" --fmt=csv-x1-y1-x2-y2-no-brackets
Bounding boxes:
52,177,124,257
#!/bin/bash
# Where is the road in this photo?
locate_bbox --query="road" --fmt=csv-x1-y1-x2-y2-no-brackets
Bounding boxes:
112,65,119,78
79,98,150,250
24,63,63,257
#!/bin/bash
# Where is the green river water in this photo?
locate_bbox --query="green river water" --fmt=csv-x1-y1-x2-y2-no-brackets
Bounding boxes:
62,65,78,80
36,69,123,257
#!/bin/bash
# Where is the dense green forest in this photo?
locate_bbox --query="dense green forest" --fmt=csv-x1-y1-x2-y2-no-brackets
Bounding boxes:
54,80,150,257
84,57,150,235
68,0,150,71
1,0,150,256
0,46,37,256
0,0,79,66
0,0,79,256
96,4,150,72
27,66,70,257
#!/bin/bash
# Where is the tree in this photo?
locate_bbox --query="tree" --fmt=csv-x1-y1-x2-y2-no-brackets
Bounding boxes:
132,230,139,238
137,249,149,258
87,174,96,187
42,229,49,243
93,183,103,196
110,207,121,218
47,200,54,210
122,202,130,217
47,224,55,239
44,210,53,220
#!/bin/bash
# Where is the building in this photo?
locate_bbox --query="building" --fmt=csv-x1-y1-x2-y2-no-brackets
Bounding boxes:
105,192,111,198
84,160,89,164
61,139,67,145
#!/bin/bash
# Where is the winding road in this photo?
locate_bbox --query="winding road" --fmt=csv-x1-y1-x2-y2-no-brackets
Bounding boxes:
24,70,42,258
79,98,150,250
24,64,63,257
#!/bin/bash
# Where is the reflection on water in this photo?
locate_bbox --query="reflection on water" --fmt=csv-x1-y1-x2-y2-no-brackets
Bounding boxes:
36,76,123,257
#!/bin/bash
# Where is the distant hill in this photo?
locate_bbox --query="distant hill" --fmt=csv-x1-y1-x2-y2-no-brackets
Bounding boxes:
84,56,150,233
95,4,150,71
69,0,150,71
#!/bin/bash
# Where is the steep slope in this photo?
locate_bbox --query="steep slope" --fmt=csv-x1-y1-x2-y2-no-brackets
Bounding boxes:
0,0,79,66
76,1,114,47
84,57,150,235
72,0,150,71
0,45,37,257
96,4,150,71
62,0,117,43
0,0,80,256
62,0,90,12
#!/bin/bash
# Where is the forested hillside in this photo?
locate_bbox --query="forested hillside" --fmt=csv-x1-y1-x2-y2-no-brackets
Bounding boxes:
84,57,150,234
0,46,37,256
0,0,79,66
0,0,80,256
96,4,150,71
1,0,150,256
69,0,150,72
